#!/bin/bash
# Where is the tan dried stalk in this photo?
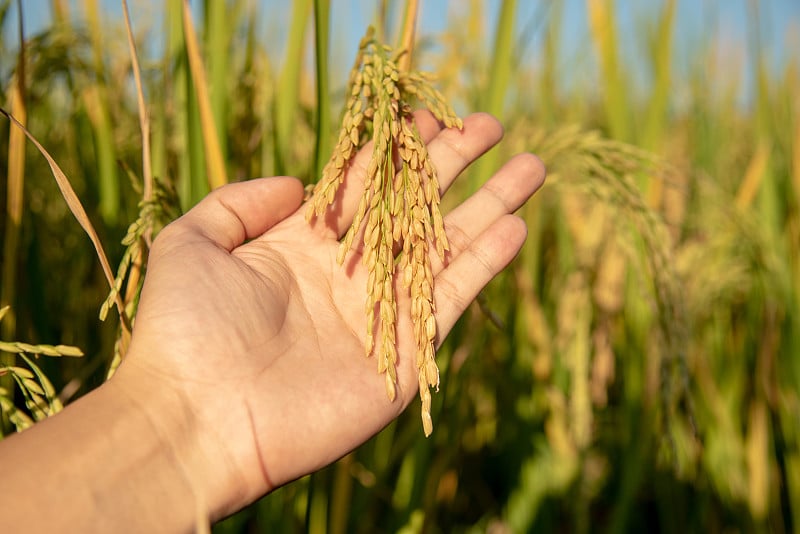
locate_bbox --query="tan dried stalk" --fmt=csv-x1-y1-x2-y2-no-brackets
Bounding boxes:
307,27,462,436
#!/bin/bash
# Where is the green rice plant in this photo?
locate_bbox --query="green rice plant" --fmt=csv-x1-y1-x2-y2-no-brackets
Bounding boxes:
0,108,130,326
492,121,696,532
1,3,26,423
204,0,231,171
313,0,332,179
537,1,563,130
0,306,83,433
164,0,199,210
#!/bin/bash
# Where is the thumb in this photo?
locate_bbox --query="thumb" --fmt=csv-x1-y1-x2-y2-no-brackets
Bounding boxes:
174,177,304,251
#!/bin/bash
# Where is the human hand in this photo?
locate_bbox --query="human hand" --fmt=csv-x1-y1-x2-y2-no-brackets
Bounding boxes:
112,111,545,519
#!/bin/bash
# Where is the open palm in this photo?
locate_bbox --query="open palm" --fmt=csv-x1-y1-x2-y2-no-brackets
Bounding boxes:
117,111,545,516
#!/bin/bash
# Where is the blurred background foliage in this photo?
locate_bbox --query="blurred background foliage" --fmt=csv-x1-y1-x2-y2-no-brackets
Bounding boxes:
1,0,799,532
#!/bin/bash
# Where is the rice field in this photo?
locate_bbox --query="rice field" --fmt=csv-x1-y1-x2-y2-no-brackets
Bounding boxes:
1,1,799,532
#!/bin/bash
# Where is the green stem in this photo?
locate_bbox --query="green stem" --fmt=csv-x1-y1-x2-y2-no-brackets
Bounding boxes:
329,454,354,534
182,0,228,190
313,0,331,179
472,0,517,191
84,0,119,225
1,0,26,435
396,0,420,72
274,0,312,177
205,0,229,170
166,0,195,211
307,468,330,534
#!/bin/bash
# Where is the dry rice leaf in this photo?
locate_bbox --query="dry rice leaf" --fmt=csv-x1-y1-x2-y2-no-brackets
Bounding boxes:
0,108,130,333
121,0,154,202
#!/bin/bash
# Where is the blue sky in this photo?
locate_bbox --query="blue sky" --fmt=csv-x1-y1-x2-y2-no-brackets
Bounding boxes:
5,1,799,104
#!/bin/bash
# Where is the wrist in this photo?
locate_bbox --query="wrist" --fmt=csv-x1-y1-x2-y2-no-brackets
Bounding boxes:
108,359,255,522
0,360,253,531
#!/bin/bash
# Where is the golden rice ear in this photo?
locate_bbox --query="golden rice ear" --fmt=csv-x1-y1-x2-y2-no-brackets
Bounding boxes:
304,27,462,436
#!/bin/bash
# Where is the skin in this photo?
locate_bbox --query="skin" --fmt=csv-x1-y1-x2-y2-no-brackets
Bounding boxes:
0,112,545,532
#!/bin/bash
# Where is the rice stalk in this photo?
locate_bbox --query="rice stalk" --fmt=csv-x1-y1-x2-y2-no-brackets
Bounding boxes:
528,124,694,465
306,26,461,436
122,0,153,203
590,319,615,407
182,0,228,190
514,266,552,382
793,95,800,214
329,454,354,534
503,389,579,532
103,175,181,378
313,0,332,180
306,469,329,534
481,0,516,117
431,1,484,111
255,30,276,178
641,0,675,151
223,3,263,180
83,0,120,225
100,178,180,324
746,396,770,520
555,272,592,450
642,0,676,209
51,0,68,22
163,0,196,209
586,0,630,142
150,59,167,197
204,0,230,170
735,140,771,209
538,1,562,129
747,3,785,258
95,0,160,365
1,2,26,415
396,0,419,72
274,0,312,176
471,0,516,191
